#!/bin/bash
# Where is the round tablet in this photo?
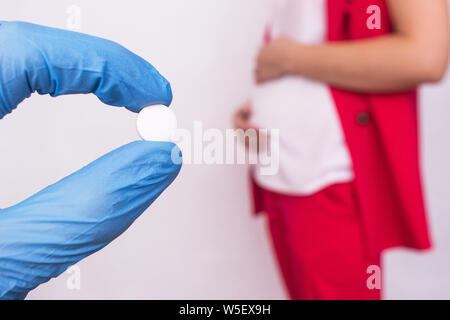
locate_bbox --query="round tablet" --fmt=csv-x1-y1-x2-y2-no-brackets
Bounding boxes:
136,105,177,142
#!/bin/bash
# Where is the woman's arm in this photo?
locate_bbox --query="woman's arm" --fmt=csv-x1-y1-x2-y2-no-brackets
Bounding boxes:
255,0,449,93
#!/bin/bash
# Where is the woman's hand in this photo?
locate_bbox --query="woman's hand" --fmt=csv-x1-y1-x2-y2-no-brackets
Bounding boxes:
234,103,261,150
257,0,449,92
255,37,296,83
234,103,258,131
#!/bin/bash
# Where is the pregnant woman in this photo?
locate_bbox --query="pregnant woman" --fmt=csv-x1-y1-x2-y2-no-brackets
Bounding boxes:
234,0,448,299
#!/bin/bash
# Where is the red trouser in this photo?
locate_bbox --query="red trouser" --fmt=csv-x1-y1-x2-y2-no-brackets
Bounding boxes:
259,182,381,300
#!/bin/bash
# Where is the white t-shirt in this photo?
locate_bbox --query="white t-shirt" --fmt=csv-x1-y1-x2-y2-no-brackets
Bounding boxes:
251,0,354,195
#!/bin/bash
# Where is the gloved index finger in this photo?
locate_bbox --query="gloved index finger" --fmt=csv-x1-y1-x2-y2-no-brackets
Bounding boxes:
0,21,173,119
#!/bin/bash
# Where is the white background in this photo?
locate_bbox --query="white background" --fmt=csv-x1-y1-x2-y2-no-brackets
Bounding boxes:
0,0,449,299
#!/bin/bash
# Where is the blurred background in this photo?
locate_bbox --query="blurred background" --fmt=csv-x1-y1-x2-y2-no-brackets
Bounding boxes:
0,0,449,299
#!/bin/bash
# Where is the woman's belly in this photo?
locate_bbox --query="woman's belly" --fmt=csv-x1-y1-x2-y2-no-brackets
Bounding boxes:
252,76,338,135
250,76,353,195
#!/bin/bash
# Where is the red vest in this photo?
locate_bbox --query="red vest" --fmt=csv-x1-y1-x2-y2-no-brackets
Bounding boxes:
327,0,431,254
252,0,431,256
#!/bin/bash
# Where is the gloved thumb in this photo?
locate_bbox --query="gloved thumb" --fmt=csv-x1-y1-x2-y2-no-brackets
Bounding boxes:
0,141,182,299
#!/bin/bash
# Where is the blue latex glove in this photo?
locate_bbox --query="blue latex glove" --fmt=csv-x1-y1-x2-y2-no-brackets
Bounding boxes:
0,21,172,118
0,21,182,299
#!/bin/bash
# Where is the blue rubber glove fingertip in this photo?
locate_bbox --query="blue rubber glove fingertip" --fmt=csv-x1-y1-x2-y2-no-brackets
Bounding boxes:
164,81,173,107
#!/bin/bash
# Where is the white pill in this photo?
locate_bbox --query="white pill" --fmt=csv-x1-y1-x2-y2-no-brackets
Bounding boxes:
136,105,177,142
